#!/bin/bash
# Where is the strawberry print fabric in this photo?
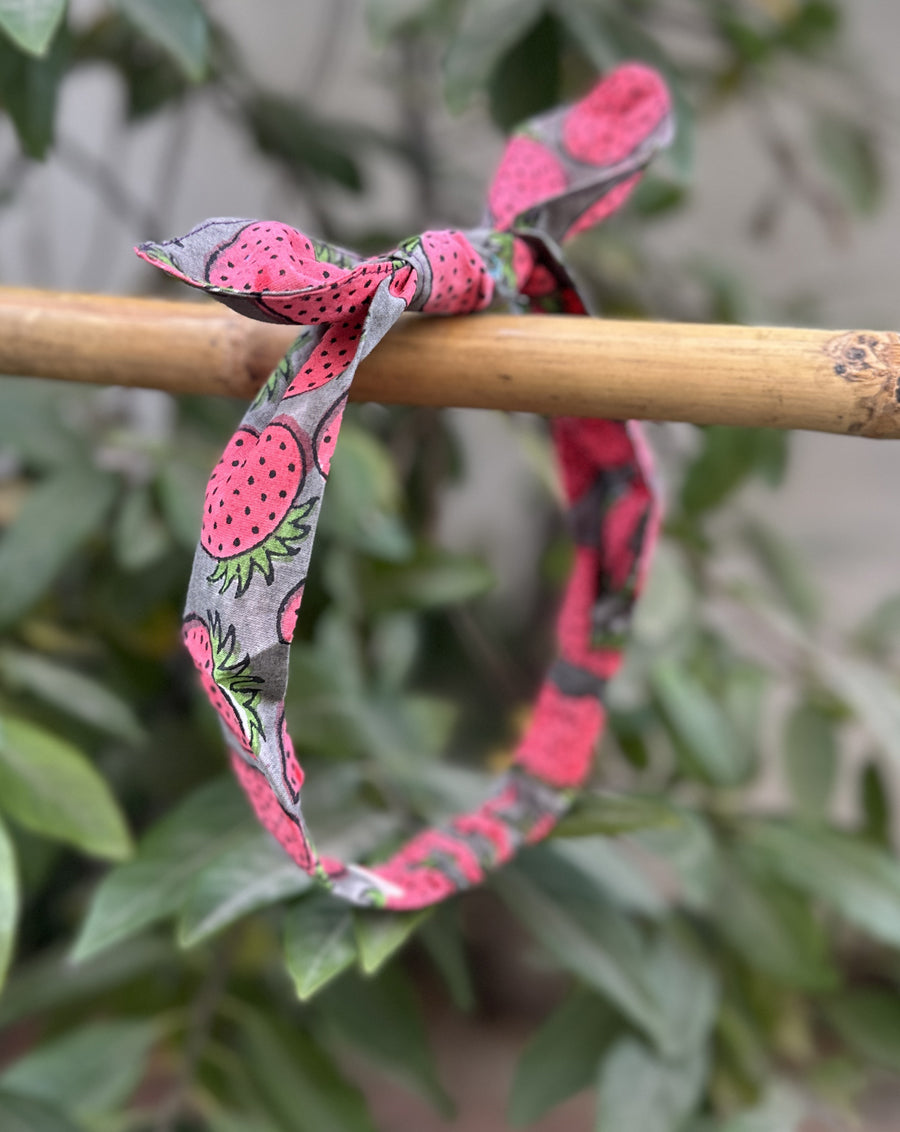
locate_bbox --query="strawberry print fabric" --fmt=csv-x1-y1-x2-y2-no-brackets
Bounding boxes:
137,63,674,909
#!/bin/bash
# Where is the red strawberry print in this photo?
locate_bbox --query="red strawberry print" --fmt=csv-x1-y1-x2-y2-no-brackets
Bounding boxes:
203,416,316,596
277,578,305,645
488,135,567,230
184,612,263,755
313,392,347,477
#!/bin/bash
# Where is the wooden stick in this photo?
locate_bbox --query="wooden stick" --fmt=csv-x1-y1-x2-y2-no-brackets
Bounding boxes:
2,287,899,438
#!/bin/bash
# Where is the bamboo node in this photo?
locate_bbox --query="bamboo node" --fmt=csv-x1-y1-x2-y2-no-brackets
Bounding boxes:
824,329,900,438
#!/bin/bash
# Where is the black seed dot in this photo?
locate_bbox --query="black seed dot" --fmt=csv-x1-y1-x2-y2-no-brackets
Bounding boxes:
280,441,286,450
233,538,241,547
244,506,251,515
269,469,276,478
279,490,287,498
251,526,259,534
248,476,255,485
288,463,295,472
225,516,232,524
269,511,276,521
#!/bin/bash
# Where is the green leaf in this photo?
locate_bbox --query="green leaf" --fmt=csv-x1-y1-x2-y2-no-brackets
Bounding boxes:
365,0,450,44
495,854,665,1051
0,466,117,628
0,936,172,1026
179,830,312,947
157,458,207,549
0,714,131,859
71,778,252,961
318,966,453,1116
0,0,65,56
418,905,476,1011
488,12,561,130
552,792,682,839
0,21,65,157
361,548,494,612
0,1090,84,1132
0,815,18,992
509,989,616,1126
112,485,170,570
320,424,411,557
596,1036,706,1132
632,810,718,911
782,701,838,822
284,891,357,1001
743,820,900,947
646,931,718,1055
680,428,782,518
651,660,750,786
548,839,667,918
718,1083,809,1132
114,0,207,81
0,1019,159,1120
860,758,892,846
854,591,900,658
443,0,545,111
814,113,881,215
244,94,364,193
237,1007,378,1132
741,521,820,627
825,990,900,1071
817,652,900,769
715,852,837,990
0,647,144,743
354,907,431,975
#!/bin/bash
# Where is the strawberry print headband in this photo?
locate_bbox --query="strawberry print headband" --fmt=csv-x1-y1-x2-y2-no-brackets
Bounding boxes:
137,63,674,910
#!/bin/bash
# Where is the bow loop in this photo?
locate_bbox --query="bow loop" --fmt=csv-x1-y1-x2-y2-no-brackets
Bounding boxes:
486,62,673,244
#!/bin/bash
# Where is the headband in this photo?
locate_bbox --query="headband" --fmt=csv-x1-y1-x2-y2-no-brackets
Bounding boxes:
137,63,674,910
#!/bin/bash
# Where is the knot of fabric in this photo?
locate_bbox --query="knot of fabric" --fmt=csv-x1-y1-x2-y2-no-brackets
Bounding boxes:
137,62,674,910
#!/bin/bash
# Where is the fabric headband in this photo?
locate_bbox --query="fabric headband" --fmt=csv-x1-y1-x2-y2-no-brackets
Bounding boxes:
137,63,674,910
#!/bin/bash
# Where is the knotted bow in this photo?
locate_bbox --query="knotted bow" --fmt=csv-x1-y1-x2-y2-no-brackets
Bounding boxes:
137,63,673,909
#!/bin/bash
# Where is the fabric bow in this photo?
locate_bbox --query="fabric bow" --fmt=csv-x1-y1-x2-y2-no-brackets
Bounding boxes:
137,63,673,909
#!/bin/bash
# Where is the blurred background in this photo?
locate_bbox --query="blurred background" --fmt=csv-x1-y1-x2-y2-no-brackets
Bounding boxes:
2,2,900,1131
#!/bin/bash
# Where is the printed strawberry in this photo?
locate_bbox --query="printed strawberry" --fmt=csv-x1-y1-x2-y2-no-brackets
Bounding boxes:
562,63,670,167
203,415,317,596
284,322,360,400
206,221,352,294
488,135,567,230
313,392,346,477
184,612,263,755
277,578,305,644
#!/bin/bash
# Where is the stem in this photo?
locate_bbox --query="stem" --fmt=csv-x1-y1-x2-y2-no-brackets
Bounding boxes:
151,933,236,1132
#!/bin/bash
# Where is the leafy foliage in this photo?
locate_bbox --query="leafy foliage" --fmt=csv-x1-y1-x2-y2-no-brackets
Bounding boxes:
0,1,895,1130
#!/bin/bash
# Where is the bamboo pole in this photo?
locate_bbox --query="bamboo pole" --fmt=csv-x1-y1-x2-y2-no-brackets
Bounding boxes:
2,287,899,438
